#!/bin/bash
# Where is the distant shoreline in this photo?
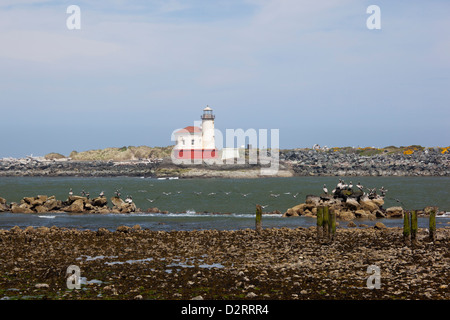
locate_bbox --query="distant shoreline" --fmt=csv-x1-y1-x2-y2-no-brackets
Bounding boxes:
0,146,449,178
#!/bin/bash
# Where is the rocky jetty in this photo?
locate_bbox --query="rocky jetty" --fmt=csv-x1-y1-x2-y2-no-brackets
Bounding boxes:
0,158,160,177
0,226,448,300
4,195,138,214
283,187,443,220
1,146,449,177
280,147,450,176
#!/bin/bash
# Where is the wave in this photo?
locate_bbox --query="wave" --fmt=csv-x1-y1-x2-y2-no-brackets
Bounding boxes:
38,215,56,219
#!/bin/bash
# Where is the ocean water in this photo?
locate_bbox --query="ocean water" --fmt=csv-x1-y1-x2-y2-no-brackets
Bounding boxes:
0,176,449,230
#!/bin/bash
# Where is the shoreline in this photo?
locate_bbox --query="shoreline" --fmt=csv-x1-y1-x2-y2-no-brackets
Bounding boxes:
0,225,448,300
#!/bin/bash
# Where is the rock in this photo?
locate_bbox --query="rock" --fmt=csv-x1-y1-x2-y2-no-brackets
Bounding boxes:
66,199,85,213
34,205,48,214
385,206,404,218
35,283,49,289
96,228,110,236
246,292,257,298
354,210,369,219
347,221,357,228
338,210,355,221
374,222,386,230
283,208,300,217
116,225,131,233
345,198,360,210
10,203,34,214
92,197,108,207
360,200,379,212
374,209,386,218
305,195,321,206
44,198,61,211
372,198,385,207
191,295,204,300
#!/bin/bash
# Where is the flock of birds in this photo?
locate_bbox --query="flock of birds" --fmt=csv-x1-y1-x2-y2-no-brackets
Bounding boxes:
67,178,391,210
69,188,134,204
322,179,388,198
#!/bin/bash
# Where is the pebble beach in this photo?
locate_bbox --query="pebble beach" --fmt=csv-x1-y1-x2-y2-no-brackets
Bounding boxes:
1,225,448,300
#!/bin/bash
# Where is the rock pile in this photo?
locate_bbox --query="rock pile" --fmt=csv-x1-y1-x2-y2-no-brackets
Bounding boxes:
281,148,450,176
3,195,138,214
283,188,440,221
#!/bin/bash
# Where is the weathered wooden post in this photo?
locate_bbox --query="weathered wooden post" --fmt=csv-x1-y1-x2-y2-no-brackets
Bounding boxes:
255,204,262,232
411,210,418,245
429,210,436,242
317,206,324,242
403,211,410,244
329,208,336,242
323,206,330,241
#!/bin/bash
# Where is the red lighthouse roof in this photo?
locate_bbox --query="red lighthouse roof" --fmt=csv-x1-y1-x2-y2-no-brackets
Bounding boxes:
175,126,202,134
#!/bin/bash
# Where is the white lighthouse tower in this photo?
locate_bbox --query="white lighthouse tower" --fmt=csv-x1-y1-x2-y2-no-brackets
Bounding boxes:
201,106,215,152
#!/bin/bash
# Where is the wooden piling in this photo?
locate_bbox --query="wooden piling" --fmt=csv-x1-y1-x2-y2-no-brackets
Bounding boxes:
429,210,436,242
323,206,329,240
329,208,336,242
403,211,410,244
255,204,262,232
411,210,418,244
317,206,324,241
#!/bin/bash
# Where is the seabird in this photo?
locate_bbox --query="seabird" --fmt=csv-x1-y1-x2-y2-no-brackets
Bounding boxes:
81,190,86,196
146,198,156,203
69,188,73,196
293,192,299,198
356,182,364,191
348,181,353,190
115,190,121,197
270,193,280,198
99,191,105,198
337,179,343,189
323,184,328,194
125,195,133,204
241,193,250,197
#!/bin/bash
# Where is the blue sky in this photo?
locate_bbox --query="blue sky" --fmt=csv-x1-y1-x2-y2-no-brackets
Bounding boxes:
0,0,449,158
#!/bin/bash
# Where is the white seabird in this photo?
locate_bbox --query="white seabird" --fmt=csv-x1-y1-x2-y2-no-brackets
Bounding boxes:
356,182,364,191
323,184,328,194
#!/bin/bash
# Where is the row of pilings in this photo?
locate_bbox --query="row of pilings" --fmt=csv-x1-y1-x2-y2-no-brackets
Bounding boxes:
255,204,438,246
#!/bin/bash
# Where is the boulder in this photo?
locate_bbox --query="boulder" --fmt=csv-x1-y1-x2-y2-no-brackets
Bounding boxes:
337,210,355,221
66,199,85,213
372,197,385,207
354,210,369,219
360,199,379,212
345,198,360,210
34,205,48,214
92,197,108,207
385,206,403,218
11,203,34,214
282,208,299,217
374,222,387,230
305,195,321,207
44,199,61,211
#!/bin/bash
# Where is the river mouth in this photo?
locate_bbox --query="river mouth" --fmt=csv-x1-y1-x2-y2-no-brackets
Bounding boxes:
0,211,449,231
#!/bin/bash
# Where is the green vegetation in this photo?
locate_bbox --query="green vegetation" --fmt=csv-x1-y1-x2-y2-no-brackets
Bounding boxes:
44,153,66,160
68,146,174,161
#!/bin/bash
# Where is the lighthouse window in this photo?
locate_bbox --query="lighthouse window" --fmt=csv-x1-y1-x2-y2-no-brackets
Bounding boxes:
192,139,195,145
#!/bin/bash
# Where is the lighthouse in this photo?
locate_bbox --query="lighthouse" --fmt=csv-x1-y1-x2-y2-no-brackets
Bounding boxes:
201,106,215,152
173,106,217,160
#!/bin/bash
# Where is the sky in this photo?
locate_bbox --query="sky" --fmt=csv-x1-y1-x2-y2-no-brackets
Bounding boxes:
0,0,449,158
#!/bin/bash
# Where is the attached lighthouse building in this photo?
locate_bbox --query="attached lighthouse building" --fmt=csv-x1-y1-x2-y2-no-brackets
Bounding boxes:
173,106,217,159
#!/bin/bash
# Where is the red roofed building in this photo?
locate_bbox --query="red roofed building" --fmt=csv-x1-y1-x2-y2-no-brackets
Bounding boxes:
173,107,217,160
